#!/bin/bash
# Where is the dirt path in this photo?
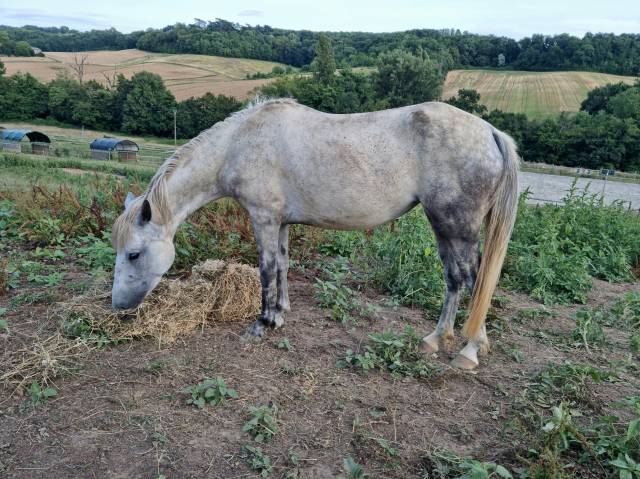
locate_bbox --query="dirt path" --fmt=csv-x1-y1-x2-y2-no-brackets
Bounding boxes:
519,171,640,209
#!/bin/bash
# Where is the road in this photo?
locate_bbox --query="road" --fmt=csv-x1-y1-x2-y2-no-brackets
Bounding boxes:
519,172,640,210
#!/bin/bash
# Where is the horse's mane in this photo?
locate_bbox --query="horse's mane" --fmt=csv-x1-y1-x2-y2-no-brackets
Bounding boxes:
112,97,297,250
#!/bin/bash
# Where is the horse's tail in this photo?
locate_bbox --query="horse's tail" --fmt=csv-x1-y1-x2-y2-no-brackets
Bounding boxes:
462,129,519,341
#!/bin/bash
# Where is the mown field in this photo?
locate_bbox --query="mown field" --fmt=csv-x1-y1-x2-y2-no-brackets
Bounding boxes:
443,70,638,119
1,152,639,478
0,49,284,100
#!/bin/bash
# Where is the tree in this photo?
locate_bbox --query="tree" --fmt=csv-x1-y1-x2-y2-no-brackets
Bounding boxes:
176,93,241,138
14,41,33,56
445,89,487,115
47,73,86,124
373,49,445,107
0,73,48,120
497,53,505,67
312,33,336,85
0,59,5,76
121,71,176,136
70,53,89,84
606,87,640,121
580,82,632,115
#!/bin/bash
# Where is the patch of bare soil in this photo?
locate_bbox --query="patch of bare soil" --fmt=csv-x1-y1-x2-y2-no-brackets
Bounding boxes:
0,272,638,478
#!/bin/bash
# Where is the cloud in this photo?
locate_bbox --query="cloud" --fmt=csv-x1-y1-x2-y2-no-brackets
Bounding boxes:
237,9,264,17
1,8,112,29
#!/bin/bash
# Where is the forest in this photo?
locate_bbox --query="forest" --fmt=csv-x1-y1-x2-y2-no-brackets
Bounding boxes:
1,20,640,75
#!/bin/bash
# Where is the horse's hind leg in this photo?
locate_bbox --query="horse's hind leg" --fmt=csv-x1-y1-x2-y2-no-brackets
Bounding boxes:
420,234,478,354
276,224,291,313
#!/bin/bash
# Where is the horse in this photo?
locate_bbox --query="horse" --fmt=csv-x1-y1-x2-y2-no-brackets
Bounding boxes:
111,98,518,369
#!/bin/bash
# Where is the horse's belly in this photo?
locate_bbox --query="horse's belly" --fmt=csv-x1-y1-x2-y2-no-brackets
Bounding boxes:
291,195,419,230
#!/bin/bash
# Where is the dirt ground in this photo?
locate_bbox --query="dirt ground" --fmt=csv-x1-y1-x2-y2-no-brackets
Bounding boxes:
1,267,638,478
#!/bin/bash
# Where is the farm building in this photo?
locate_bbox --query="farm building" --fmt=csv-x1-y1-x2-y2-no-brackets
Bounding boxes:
1,129,51,155
90,138,139,162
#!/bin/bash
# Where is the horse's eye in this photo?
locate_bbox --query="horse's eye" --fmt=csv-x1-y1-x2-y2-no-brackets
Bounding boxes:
128,252,140,261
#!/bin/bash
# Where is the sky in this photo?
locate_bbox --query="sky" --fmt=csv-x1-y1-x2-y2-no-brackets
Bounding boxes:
0,0,638,39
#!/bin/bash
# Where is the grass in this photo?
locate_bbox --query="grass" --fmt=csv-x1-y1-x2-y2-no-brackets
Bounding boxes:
443,69,639,119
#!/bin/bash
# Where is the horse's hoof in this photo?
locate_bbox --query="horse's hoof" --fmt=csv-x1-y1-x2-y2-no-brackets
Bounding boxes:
450,353,479,370
420,337,439,355
272,313,285,329
242,321,265,342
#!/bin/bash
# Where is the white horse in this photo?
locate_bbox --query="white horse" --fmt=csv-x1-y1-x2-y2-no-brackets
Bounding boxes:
111,99,518,369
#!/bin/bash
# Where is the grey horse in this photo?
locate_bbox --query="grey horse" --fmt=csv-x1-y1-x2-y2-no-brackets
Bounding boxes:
111,99,518,369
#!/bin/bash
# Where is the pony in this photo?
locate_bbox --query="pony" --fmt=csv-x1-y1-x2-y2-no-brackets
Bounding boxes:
111,99,518,369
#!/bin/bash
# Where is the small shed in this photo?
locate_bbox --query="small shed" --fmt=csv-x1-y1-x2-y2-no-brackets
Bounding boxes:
1,129,51,155
90,138,139,162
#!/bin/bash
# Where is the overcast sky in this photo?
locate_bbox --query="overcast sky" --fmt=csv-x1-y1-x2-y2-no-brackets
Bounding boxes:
0,0,638,38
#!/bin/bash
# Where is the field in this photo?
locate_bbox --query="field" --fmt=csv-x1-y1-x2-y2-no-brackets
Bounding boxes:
0,49,282,100
1,149,639,478
443,70,639,118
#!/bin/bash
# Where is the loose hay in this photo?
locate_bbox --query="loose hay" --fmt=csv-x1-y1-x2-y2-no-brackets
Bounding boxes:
60,259,261,344
1,260,260,388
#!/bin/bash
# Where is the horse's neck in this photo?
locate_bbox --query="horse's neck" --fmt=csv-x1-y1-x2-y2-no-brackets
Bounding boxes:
162,136,225,232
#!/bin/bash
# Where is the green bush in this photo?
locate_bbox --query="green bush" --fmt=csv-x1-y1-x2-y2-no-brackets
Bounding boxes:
504,184,640,304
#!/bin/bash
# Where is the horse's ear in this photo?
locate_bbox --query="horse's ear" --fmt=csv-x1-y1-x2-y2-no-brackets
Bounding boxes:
140,199,152,223
124,192,136,210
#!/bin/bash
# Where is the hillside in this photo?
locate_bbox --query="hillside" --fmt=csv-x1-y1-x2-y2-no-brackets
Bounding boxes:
2,50,638,117
443,69,638,118
0,49,283,100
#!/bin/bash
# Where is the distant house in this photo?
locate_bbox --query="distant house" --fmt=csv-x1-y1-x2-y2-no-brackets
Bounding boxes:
1,129,51,155
31,47,43,55
90,138,139,162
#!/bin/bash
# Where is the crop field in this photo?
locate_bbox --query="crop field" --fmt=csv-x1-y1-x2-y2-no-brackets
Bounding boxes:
1,152,639,478
443,70,638,118
0,49,282,100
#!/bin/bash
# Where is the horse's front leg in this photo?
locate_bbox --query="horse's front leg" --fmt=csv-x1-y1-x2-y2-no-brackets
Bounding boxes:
276,224,290,313
247,218,282,339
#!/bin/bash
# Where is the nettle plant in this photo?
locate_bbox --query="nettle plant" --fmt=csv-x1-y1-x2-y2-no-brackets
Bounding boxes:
243,404,278,443
180,377,238,408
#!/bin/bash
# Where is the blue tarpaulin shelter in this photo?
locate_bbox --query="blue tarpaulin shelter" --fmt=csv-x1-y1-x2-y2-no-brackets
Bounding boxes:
1,129,51,155
90,138,139,161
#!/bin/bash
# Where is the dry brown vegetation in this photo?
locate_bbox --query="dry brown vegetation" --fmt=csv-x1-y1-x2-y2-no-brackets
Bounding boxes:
443,69,638,118
0,49,282,100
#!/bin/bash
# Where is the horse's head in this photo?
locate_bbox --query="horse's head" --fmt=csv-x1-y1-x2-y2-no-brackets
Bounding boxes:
111,192,175,310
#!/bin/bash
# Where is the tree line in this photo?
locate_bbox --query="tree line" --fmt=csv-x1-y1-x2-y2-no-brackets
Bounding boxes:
0,31,36,56
1,21,639,75
0,63,241,139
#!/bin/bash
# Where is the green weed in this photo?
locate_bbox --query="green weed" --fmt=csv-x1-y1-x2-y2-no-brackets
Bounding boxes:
314,256,375,324
61,311,122,347
243,445,273,478
340,327,440,378
180,377,238,408
572,307,607,351
340,456,368,479
243,405,278,443
277,337,294,351
28,380,57,407
504,184,640,304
